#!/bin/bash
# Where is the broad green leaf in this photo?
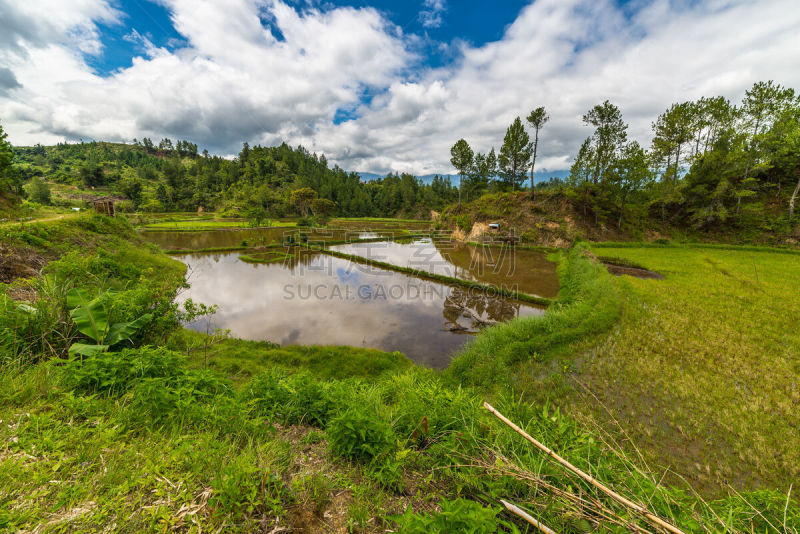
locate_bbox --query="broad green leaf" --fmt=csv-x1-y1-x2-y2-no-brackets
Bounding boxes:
104,314,152,346
67,288,108,343
16,303,37,315
68,343,109,357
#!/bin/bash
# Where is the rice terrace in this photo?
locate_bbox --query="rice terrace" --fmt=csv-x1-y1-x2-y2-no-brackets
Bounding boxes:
1,0,799,532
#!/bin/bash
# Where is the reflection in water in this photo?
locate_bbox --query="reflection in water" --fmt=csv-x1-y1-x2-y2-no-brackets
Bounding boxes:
144,227,397,250
176,249,544,368
330,238,559,298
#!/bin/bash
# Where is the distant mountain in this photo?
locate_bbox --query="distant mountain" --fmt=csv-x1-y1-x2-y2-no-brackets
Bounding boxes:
357,169,571,185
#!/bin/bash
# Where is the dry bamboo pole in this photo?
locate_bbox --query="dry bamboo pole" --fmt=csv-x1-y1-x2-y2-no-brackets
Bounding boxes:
500,499,558,534
484,402,685,534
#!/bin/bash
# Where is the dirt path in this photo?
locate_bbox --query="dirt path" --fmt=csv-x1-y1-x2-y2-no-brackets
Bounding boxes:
0,212,79,228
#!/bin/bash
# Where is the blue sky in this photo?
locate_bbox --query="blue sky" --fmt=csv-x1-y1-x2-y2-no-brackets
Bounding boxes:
1,0,799,175
88,0,524,76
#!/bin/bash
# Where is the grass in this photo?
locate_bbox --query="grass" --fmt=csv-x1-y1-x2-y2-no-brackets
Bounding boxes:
169,330,413,383
140,220,298,231
447,244,621,391
238,251,294,264
318,247,553,306
331,217,431,224
3,217,800,531
566,244,800,495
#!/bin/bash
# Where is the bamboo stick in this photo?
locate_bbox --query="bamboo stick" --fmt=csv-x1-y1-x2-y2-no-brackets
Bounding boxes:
500,499,558,534
484,402,685,534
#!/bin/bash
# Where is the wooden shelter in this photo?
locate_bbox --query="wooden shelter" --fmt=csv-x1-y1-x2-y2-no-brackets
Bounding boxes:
90,197,116,216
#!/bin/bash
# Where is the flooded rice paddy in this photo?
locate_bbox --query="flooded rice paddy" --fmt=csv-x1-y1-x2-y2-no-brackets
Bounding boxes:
330,238,559,298
145,229,557,367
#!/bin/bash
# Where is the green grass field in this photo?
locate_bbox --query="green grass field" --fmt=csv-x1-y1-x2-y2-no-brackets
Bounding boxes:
2,217,799,532
573,244,800,495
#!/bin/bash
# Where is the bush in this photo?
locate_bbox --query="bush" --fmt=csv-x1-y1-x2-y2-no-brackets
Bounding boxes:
210,453,286,518
245,369,336,427
391,499,499,533
127,369,231,425
455,214,472,233
61,346,185,395
327,408,394,462
377,371,480,447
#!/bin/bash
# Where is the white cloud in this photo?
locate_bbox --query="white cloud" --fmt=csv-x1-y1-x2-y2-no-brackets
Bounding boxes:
315,0,800,174
0,0,799,174
419,0,446,29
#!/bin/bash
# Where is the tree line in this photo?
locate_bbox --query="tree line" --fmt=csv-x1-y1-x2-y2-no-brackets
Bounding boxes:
450,80,800,232
10,138,459,219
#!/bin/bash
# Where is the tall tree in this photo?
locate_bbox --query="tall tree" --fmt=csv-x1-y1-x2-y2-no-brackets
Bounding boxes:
526,107,549,199
290,187,317,217
582,100,628,184
738,80,796,214
651,102,693,220
605,141,654,229
450,139,474,208
465,148,497,200
498,117,532,191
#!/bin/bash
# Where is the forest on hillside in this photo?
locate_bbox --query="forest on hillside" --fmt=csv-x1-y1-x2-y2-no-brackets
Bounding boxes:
6,139,458,220
450,80,800,235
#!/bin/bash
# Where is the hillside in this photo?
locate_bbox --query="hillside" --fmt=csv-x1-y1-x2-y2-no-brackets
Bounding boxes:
440,189,800,248
12,141,456,220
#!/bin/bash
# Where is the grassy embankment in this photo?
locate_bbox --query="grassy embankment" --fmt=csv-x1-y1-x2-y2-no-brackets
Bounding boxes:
1,216,797,531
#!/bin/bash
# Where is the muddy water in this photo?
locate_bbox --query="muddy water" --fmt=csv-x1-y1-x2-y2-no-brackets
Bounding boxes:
143,227,394,250
175,249,545,368
329,238,559,298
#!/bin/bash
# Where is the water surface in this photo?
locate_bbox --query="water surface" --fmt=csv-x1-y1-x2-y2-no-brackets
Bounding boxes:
176,249,544,368
144,227,394,250
330,238,559,298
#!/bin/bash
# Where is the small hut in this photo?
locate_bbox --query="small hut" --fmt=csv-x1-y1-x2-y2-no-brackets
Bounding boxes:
90,197,116,216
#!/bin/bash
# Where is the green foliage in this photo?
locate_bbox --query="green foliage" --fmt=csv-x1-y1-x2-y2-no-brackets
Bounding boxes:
60,346,185,395
498,117,532,190
327,408,395,462
26,177,51,204
245,369,335,427
391,499,500,533
455,214,471,232
11,140,452,219
127,370,231,425
66,288,152,356
210,454,287,518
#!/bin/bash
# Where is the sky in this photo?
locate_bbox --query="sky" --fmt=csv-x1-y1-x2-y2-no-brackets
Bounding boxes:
1,0,799,175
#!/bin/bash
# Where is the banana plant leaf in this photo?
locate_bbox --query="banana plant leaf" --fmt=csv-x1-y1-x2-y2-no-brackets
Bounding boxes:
16,303,37,315
67,288,108,343
105,313,152,346
69,343,110,357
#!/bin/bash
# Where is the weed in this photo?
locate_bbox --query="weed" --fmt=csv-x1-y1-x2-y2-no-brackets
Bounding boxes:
390,499,500,533
327,408,395,463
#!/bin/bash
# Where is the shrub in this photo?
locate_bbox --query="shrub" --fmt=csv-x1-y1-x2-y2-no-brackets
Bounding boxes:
245,369,335,427
377,371,480,446
455,214,472,233
366,451,406,492
60,346,185,395
391,499,499,533
127,369,231,425
327,408,394,462
210,453,286,518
